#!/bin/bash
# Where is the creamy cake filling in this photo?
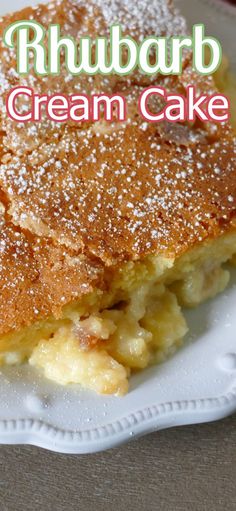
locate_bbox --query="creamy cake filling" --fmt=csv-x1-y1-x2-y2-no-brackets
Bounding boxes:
0,231,235,396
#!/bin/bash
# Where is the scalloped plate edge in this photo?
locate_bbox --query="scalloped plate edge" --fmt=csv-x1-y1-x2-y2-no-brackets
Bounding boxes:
0,389,235,453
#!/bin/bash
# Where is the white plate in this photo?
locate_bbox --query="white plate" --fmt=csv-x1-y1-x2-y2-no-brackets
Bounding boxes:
0,0,236,454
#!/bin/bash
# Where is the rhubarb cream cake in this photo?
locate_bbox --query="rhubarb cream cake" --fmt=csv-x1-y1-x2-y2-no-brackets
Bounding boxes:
0,0,235,395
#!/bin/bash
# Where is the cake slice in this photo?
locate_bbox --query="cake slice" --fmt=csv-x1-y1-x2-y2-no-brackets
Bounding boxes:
0,0,235,395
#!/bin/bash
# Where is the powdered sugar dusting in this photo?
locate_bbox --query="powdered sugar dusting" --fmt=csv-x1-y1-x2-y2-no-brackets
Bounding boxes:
0,0,235,334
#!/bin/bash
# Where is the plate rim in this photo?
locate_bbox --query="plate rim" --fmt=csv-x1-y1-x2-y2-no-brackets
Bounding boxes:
0,387,235,453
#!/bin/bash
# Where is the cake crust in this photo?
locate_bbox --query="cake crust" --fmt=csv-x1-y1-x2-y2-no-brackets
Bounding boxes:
0,0,235,337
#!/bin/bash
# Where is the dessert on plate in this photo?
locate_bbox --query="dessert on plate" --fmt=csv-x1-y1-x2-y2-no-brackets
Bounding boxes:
0,0,235,396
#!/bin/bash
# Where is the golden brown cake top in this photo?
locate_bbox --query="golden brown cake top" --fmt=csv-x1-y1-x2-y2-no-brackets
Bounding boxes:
0,0,235,336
